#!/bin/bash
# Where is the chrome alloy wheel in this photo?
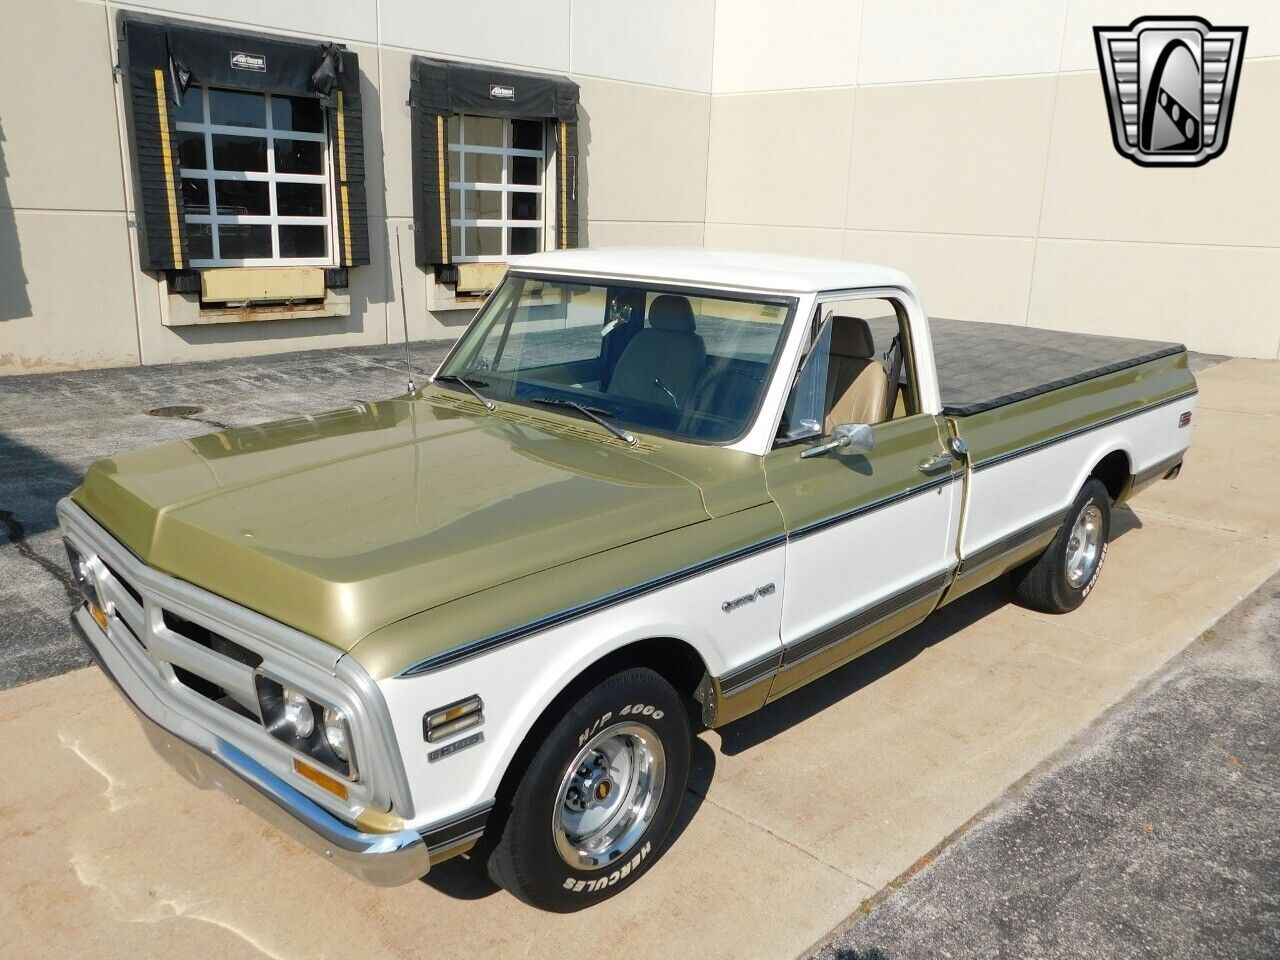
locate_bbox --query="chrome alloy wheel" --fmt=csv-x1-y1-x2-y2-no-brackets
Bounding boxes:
1065,503,1105,588
552,721,666,869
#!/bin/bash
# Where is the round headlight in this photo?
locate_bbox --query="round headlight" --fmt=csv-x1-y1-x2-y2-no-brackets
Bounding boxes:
280,686,315,739
322,706,350,762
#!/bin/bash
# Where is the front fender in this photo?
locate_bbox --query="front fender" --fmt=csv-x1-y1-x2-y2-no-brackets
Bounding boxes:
354,508,786,830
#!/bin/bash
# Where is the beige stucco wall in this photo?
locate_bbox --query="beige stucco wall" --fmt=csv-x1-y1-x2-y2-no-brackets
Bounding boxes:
706,0,1280,359
2,0,1277,374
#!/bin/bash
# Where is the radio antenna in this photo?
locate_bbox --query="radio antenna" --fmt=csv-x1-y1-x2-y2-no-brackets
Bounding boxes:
394,225,415,394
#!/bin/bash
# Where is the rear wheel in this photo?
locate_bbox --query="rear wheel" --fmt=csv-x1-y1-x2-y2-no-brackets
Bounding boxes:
1013,478,1111,614
486,667,691,911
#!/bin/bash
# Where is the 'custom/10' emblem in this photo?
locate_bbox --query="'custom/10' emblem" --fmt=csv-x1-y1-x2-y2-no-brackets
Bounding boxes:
722,582,776,614
1094,16,1247,167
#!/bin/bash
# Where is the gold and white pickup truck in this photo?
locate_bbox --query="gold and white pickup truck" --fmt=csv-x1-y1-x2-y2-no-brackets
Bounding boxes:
61,249,1196,910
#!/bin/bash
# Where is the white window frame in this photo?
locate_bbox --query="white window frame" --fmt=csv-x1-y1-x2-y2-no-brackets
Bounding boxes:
448,115,548,262
176,85,337,268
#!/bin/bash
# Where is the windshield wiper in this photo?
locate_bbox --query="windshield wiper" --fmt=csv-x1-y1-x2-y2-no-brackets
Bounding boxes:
529,396,636,445
434,373,495,411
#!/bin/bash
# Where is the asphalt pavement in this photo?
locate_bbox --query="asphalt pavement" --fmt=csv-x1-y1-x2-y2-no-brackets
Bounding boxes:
809,571,1280,960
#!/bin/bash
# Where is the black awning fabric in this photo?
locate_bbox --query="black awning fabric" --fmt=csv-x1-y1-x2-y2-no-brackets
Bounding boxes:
411,57,579,122
118,12,369,271
409,56,581,267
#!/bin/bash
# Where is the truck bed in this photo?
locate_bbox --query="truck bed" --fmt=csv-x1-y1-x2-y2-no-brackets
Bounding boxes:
918,318,1184,417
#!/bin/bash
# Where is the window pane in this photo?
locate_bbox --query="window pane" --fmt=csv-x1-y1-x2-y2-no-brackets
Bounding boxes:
446,148,459,184
271,95,324,133
468,152,501,184
212,134,268,172
467,116,503,148
509,192,540,221
209,88,266,128
275,139,323,174
464,226,502,257
511,119,542,151
216,224,272,259
187,223,214,261
182,178,210,214
511,155,541,185
177,132,207,170
464,190,502,220
278,225,327,258
175,91,204,124
447,115,460,143
508,227,540,255
276,182,324,217
449,189,461,218
214,180,270,216
450,224,463,257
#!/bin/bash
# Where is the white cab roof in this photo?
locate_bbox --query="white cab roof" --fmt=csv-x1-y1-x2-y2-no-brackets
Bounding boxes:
508,247,914,296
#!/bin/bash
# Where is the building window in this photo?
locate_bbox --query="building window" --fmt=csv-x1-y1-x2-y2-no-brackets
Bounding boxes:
448,115,545,262
175,86,334,267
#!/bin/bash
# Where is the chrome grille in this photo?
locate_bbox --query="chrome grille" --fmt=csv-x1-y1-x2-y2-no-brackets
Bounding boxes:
58,499,413,819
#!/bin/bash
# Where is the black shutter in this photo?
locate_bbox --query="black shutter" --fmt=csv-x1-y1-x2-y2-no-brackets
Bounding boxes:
409,58,453,267
330,49,370,266
117,12,369,270
408,56,581,267
119,16,188,271
557,120,581,250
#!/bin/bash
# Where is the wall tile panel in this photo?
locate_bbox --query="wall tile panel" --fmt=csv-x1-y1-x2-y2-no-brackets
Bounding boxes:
572,0,715,92
712,0,861,94
378,0,570,72
0,0,124,212
0,212,139,373
1028,238,1280,358
857,0,1068,85
704,222,844,258
119,0,378,44
577,78,710,224
843,230,1036,325
706,89,856,229
846,76,1057,237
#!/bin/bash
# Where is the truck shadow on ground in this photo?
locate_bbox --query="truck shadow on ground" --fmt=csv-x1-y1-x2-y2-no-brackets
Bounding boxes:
422,505,1143,901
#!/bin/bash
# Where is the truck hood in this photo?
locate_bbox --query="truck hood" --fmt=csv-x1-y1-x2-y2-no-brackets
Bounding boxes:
72,393,709,650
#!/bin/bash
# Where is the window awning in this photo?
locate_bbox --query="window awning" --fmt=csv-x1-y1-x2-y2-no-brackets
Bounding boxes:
409,57,581,268
117,12,369,271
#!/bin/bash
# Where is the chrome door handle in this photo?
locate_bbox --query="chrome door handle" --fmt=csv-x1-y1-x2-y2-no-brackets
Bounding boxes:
917,452,954,475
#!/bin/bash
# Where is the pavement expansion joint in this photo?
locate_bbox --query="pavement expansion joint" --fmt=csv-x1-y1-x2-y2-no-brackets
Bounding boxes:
684,782,875,891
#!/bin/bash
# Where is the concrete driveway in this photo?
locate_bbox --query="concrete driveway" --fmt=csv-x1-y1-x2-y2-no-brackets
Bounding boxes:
0,355,1276,959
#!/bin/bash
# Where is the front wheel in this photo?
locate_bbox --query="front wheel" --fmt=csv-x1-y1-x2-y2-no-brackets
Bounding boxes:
486,667,691,911
1012,478,1112,614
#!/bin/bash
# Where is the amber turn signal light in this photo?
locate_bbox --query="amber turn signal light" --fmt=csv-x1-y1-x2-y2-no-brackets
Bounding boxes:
88,602,110,632
293,758,350,800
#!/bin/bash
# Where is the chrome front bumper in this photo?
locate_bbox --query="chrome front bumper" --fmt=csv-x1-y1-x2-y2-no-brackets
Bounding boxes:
72,605,433,886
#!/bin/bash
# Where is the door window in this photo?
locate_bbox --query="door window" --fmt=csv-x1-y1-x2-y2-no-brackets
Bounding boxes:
778,297,918,444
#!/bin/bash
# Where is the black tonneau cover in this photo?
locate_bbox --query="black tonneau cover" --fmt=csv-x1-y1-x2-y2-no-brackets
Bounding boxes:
870,318,1184,417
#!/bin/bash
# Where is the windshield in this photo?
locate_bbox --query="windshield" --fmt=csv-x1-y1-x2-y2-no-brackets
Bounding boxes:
436,275,793,443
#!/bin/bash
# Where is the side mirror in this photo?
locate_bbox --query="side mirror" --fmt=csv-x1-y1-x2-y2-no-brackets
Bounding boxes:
800,422,876,459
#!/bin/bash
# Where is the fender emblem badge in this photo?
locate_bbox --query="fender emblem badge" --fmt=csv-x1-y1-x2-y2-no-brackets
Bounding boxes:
722,582,776,613
427,731,484,763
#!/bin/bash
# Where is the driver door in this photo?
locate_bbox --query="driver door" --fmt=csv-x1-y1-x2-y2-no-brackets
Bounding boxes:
762,295,960,700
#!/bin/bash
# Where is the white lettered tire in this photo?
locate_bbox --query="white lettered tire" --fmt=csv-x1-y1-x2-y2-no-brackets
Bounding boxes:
1013,478,1112,614
486,667,691,911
